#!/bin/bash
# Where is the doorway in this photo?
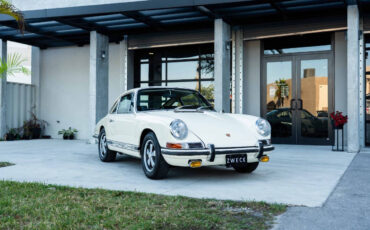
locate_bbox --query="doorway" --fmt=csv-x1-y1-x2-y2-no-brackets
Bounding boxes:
263,53,333,145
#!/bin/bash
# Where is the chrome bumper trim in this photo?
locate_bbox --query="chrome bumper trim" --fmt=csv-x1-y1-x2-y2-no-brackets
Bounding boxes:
161,145,274,156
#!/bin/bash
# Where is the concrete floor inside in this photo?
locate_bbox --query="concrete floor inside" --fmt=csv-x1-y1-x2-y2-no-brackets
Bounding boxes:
0,139,355,207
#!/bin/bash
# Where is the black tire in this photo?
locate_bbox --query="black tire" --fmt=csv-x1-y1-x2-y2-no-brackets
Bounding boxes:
141,132,169,179
98,128,116,162
233,162,259,173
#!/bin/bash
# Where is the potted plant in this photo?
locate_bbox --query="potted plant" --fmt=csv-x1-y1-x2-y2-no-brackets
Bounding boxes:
330,111,348,129
23,112,48,139
5,128,21,141
58,127,78,140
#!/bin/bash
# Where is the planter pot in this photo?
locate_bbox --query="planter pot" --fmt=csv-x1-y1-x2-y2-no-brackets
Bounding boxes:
68,134,74,140
6,134,15,141
331,120,344,130
31,127,41,139
63,135,68,140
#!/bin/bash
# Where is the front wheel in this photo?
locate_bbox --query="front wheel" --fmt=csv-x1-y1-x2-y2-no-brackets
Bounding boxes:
141,132,169,179
98,128,116,162
233,162,259,173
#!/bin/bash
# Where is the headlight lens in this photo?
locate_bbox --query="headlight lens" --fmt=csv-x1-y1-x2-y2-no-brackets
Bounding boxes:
255,118,271,137
170,119,188,140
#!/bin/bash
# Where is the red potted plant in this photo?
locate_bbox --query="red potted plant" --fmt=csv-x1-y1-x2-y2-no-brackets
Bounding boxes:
330,111,348,129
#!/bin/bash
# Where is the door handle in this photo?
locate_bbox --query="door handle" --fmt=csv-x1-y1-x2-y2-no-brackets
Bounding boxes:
297,99,303,110
109,119,114,123
290,99,296,110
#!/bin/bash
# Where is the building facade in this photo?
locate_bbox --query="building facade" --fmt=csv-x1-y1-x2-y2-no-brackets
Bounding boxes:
0,0,369,152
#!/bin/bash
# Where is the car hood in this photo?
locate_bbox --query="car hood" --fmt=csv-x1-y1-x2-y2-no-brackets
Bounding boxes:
139,110,261,148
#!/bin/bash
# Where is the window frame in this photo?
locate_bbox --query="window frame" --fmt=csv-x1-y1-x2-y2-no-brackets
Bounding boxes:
116,93,134,114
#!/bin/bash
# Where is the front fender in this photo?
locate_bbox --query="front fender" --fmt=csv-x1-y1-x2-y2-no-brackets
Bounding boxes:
136,119,204,149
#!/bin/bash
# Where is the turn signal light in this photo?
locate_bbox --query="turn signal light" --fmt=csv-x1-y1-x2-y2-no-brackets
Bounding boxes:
260,155,269,162
166,142,182,149
189,160,202,168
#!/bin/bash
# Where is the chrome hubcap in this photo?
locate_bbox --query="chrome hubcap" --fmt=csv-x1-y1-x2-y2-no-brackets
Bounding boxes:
143,140,156,172
99,133,107,157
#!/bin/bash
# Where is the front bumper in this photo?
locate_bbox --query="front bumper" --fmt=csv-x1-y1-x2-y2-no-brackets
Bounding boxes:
161,145,274,156
161,143,274,167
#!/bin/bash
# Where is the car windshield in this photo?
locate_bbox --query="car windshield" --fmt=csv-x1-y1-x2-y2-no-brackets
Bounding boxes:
137,88,213,112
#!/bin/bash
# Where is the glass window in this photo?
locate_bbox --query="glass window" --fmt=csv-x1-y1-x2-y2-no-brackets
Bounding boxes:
135,44,214,95
167,61,198,81
264,45,331,55
199,81,214,103
137,88,212,111
141,63,149,82
263,33,332,55
117,94,133,114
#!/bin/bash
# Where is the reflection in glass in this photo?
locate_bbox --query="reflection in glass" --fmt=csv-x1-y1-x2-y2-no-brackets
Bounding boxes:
264,45,331,55
136,45,214,99
300,59,328,138
200,81,214,104
167,61,198,80
365,49,370,145
140,63,149,82
265,61,293,138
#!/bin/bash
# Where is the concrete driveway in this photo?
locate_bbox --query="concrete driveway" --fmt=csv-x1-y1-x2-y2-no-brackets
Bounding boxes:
0,140,355,207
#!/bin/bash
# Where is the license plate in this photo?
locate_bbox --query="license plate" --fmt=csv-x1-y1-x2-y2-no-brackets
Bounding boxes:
226,154,247,167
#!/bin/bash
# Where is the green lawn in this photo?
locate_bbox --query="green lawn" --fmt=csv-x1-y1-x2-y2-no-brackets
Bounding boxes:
0,181,286,230
0,162,14,168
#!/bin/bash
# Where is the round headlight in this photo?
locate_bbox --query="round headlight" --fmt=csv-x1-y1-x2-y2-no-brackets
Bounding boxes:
170,119,188,140
255,118,271,137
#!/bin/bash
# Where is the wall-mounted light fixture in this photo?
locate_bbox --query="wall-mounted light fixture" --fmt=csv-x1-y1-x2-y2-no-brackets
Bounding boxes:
101,50,106,59
226,41,231,50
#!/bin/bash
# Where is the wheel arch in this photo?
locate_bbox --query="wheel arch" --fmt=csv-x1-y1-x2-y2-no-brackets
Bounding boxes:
139,128,155,152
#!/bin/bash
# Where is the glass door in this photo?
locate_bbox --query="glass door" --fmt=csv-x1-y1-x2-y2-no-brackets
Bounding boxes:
263,57,296,144
297,55,332,145
263,54,333,145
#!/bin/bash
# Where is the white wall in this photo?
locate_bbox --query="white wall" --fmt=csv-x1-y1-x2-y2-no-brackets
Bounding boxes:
40,44,123,140
40,46,90,139
334,31,348,145
244,40,261,116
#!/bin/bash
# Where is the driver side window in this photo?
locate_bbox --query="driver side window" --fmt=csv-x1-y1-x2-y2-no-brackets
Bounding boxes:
117,94,133,114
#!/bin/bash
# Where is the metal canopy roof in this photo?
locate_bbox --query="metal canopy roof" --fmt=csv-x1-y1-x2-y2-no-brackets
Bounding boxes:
0,0,367,48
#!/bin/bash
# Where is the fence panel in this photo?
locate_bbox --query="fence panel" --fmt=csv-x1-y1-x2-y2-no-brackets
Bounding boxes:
5,82,35,130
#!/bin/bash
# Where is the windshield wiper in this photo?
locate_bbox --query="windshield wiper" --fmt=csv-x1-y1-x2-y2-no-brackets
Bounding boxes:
174,105,196,112
196,105,214,112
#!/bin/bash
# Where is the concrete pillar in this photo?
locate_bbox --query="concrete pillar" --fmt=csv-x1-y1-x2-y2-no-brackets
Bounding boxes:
31,46,41,117
0,40,6,138
231,27,244,114
244,40,261,117
118,36,134,93
334,31,347,146
89,31,109,142
347,5,360,152
214,19,231,113
359,18,365,148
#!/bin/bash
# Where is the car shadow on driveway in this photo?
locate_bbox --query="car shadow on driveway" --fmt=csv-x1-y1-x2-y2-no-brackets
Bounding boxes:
114,154,261,180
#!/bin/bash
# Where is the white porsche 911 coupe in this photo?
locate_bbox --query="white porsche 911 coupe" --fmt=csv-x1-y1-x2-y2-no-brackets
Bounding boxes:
94,87,274,179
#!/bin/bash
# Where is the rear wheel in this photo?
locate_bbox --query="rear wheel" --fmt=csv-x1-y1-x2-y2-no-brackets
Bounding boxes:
98,128,116,162
233,162,259,173
141,132,169,179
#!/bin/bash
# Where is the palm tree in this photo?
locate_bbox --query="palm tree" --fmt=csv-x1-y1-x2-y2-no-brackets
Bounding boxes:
0,0,27,78
0,53,30,77
0,0,24,32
